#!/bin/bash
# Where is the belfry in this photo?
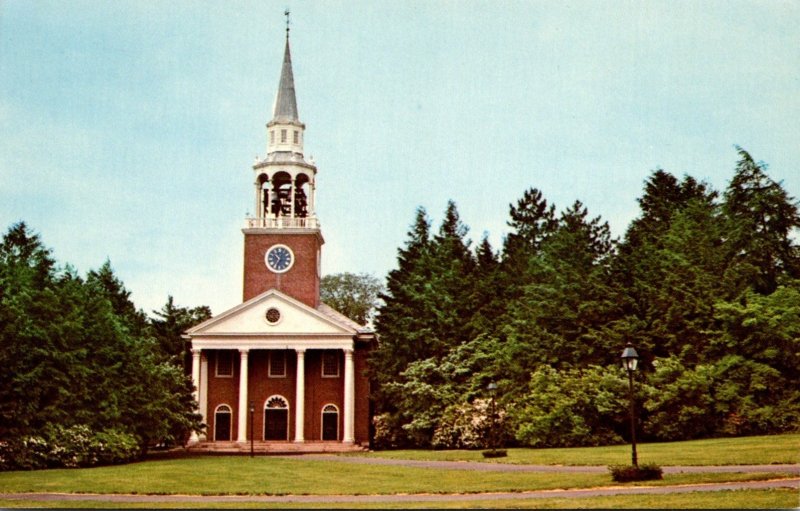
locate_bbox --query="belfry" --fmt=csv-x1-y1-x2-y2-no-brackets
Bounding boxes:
185,20,375,452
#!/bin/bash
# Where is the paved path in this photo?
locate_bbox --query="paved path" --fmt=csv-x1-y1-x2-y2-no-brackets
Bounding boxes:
2,478,798,504
287,454,800,474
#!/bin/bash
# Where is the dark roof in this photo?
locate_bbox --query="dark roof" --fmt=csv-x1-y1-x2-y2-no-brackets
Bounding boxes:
272,36,299,122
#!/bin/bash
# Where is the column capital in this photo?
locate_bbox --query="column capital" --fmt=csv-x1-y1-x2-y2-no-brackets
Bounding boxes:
343,348,354,356
295,348,306,355
191,348,202,356
239,348,250,355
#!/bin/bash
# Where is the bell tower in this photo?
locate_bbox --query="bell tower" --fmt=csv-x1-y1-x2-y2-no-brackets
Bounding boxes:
242,23,323,308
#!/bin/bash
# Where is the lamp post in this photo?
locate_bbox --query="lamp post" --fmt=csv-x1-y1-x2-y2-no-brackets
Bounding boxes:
249,400,255,458
621,343,639,467
487,382,498,453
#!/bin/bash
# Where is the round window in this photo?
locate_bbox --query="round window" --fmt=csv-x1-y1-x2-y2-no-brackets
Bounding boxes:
265,307,281,324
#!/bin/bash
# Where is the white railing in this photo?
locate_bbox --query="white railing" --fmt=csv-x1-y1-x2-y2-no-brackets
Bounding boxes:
245,216,320,229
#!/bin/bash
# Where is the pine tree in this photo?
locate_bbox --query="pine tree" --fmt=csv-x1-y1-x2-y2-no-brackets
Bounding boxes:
499,188,558,300
150,295,212,374
612,171,721,363
87,260,148,336
722,147,800,295
0,222,203,457
499,201,618,392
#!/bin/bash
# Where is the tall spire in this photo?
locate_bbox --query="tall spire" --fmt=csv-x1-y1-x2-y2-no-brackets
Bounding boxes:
272,11,299,123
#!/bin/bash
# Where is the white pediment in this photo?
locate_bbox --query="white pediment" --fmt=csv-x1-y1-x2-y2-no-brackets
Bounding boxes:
187,289,357,337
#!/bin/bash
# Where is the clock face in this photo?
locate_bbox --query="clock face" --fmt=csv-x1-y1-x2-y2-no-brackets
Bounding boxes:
265,245,294,273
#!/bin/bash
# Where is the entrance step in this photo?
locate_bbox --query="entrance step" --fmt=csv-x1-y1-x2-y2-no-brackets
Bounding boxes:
186,441,367,454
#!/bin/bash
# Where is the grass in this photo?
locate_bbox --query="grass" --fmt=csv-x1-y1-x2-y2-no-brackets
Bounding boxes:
361,432,800,466
0,489,796,509
0,433,796,509
0,457,791,496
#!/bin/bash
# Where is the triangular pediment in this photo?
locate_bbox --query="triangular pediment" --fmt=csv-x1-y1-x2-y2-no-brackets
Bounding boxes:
186,289,357,337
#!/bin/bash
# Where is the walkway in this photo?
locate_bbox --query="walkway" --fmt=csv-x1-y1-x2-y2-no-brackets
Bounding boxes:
288,454,800,474
2,479,798,504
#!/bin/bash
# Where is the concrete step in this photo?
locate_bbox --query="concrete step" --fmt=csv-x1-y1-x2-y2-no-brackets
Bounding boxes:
187,441,367,454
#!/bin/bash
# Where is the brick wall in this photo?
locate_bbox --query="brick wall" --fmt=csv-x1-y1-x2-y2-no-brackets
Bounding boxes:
205,346,373,444
242,231,321,307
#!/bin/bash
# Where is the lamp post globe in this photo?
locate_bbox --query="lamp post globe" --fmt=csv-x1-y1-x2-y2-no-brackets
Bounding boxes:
620,343,639,467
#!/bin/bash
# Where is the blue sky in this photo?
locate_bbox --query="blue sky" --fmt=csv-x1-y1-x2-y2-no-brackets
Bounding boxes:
1,1,798,316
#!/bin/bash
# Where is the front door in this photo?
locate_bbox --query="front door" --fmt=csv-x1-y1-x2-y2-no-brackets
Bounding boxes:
264,409,288,440
322,411,338,441
214,411,231,441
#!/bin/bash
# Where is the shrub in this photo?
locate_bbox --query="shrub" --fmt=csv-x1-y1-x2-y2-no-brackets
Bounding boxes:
0,436,50,470
372,413,408,450
609,463,663,482
512,365,627,447
0,426,140,471
91,428,141,465
481,449,507,458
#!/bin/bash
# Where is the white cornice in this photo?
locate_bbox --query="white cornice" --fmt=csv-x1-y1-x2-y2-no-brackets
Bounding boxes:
192,338,355,352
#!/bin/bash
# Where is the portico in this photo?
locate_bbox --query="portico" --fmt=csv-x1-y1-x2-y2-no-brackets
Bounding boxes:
185,290,372,448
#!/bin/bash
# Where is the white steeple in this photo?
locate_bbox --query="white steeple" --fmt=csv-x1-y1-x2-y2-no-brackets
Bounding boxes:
248,18,318,230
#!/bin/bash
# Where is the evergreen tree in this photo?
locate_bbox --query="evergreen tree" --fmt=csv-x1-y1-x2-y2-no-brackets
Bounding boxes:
372,206,432,389
622,170,711,252
150,295,212,375
499,188,558,302
612,171,721,363
372,202,480,445
466,233,503,338
87,260,148,336
500,201,618,377
722,147,800,295
0,222,59,438
0,222,202,464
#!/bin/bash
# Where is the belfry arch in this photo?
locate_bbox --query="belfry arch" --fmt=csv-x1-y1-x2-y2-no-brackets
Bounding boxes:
253,170,315,225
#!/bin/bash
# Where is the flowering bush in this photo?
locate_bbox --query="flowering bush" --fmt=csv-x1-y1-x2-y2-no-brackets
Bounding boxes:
0,426,140,470
372,413,407,449
431,399,506,449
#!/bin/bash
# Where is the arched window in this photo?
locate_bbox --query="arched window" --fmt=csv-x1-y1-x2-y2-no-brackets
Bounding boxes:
270,172,292,217
258,174,270,217
294,173,310,218
263,395,289,441
321,404,339,441
214,404,232,441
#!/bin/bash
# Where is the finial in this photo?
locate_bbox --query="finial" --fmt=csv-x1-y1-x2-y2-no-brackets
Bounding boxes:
284,9,290,38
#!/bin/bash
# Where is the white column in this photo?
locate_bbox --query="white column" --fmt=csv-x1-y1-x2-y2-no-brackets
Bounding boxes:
290,179,296,218
237,349,249,443
264,184,271,220
343,348,355,444
199,354,208,440
309,180,316,216
189,348,202,443
294,349,306,443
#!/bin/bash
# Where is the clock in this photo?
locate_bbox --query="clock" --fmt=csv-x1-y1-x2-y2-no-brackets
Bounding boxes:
265,244,294,273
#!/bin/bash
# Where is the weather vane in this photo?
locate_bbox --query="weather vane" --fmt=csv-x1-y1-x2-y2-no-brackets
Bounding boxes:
285,9,291,36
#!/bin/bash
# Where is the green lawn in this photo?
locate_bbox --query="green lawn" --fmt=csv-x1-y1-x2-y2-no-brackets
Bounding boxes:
0,456,790,496
0,433,796,508
361,433,800,466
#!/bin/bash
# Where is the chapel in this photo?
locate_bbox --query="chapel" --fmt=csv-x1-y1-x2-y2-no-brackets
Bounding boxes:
184,23,375,452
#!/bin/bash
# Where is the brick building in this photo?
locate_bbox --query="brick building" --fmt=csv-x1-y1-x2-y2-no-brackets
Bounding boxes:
184,27,375,452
